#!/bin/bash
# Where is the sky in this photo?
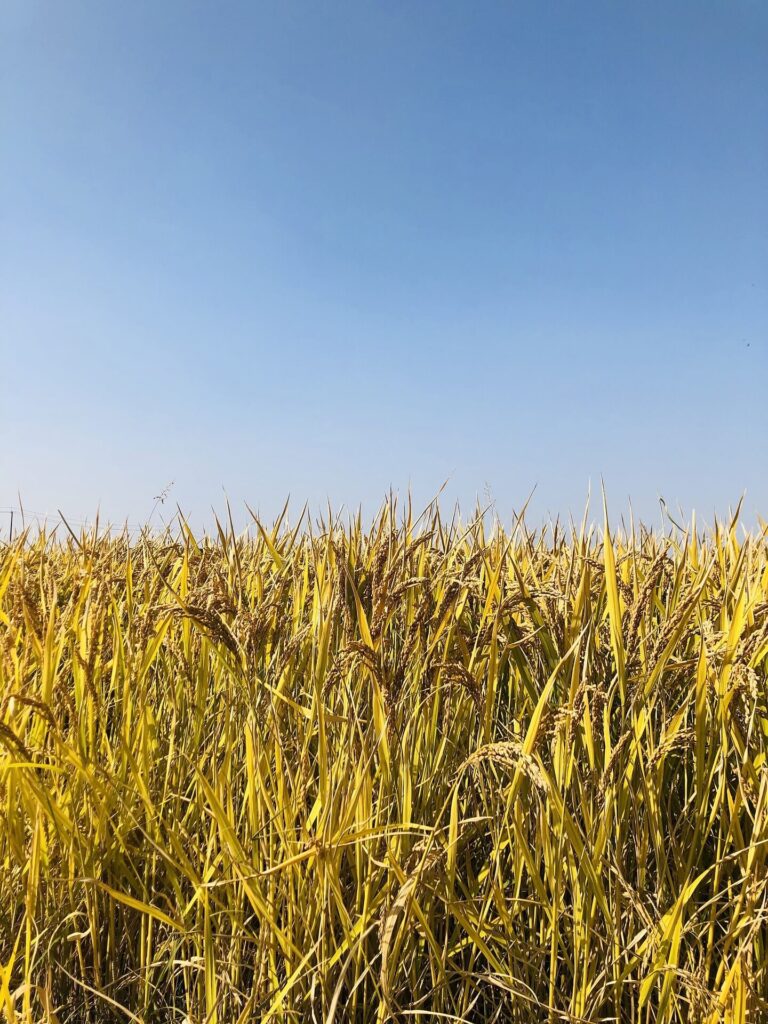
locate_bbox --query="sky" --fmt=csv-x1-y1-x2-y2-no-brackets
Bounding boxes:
2,1,767,533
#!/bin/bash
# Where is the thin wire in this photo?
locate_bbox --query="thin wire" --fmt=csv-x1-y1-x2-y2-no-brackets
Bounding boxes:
0,508,155,538
0,508,146,529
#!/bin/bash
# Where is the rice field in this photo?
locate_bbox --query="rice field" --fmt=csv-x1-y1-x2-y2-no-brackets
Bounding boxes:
1,501,767,1022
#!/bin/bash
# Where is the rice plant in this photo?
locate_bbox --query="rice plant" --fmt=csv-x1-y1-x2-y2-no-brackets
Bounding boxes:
1,500,766,1022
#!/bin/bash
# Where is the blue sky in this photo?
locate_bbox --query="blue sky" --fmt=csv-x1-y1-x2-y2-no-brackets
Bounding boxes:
2,1,766,531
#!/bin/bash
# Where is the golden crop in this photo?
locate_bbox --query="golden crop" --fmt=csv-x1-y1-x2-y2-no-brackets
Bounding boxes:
1,501,767,1022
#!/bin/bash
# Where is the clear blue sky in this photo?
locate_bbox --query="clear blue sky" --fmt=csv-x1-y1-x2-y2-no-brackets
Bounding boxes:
2,1,766,531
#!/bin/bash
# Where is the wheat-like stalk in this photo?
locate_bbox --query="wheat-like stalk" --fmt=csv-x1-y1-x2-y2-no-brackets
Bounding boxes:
0,502,766,1022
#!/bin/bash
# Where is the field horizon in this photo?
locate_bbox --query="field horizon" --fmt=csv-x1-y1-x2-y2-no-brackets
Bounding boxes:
2,489,765,546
